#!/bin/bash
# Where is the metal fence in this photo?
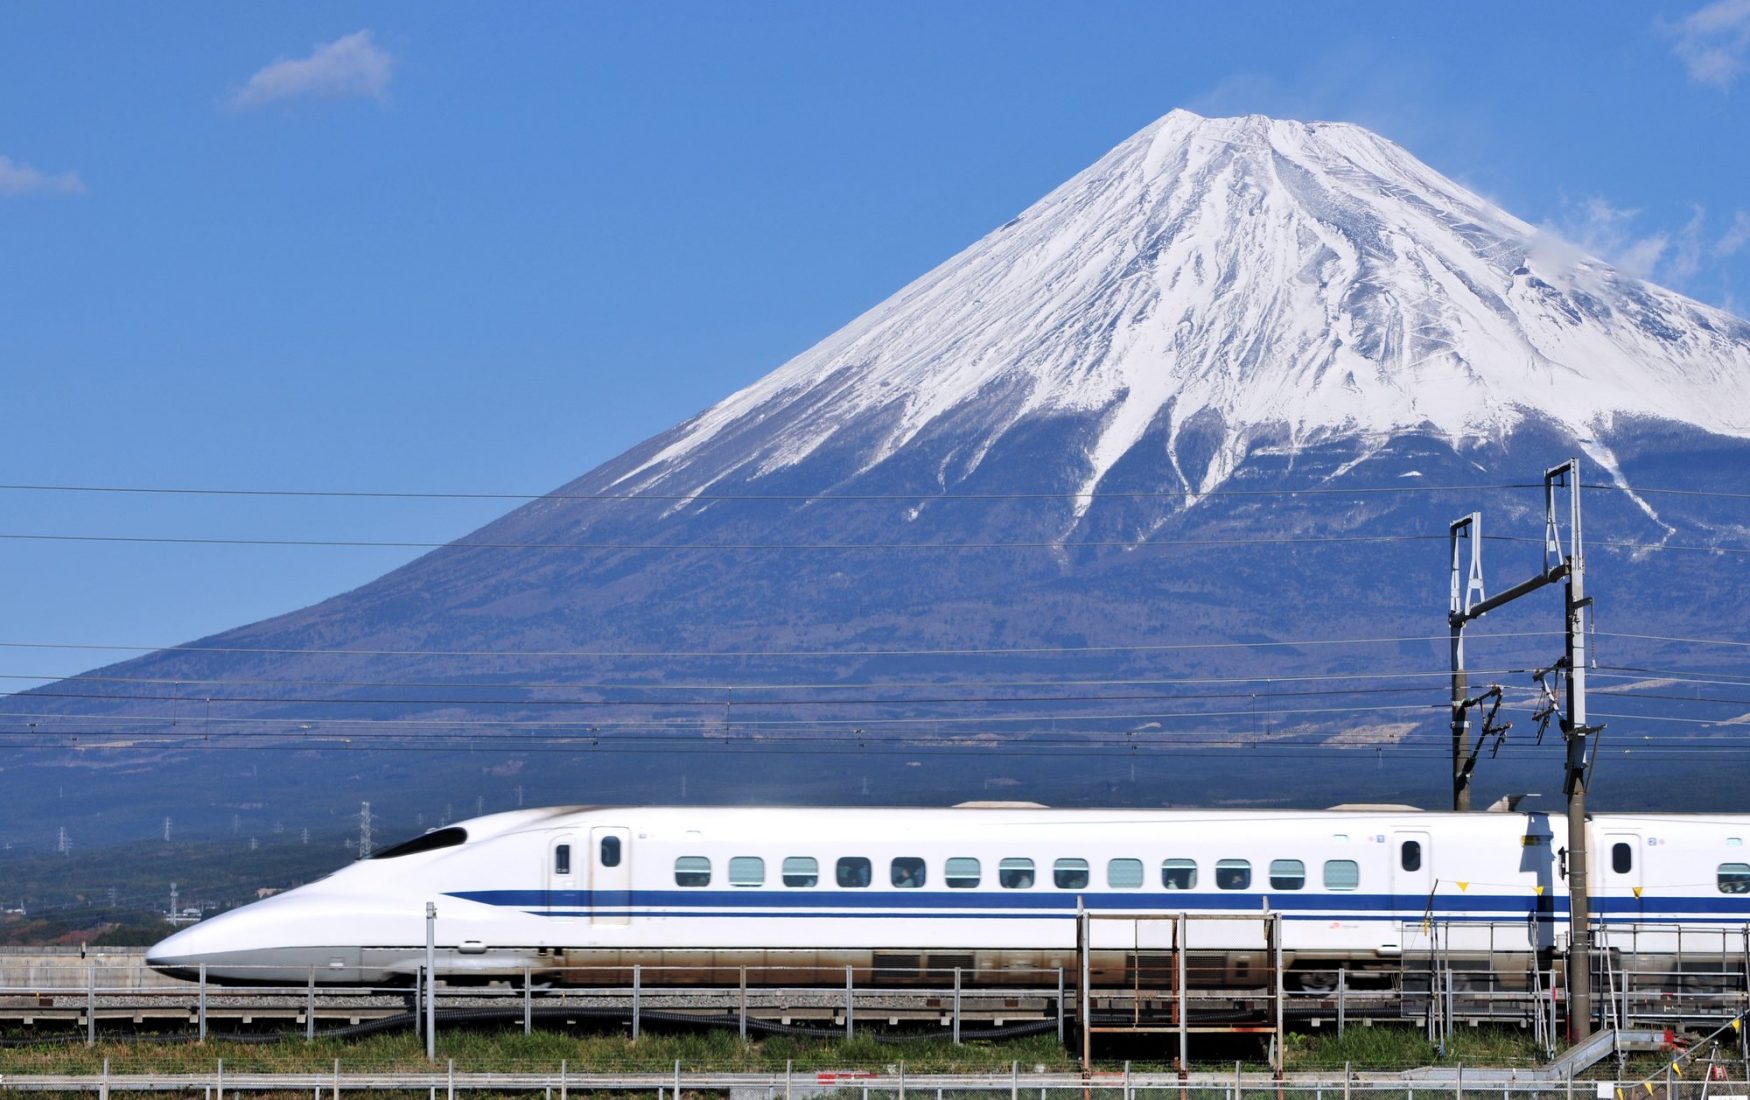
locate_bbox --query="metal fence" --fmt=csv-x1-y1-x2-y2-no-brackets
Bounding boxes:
3,1065,1750,1099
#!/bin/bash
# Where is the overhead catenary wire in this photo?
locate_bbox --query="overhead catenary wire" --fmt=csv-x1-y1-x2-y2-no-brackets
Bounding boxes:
4,478,1750,502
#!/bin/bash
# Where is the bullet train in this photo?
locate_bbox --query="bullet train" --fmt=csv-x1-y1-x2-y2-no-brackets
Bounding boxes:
146,803,1750,989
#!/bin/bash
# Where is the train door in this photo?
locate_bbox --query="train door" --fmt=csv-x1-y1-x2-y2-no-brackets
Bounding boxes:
590,826,631,928
546,834,580,920
1600,830,1644,931
1392,830,1434,950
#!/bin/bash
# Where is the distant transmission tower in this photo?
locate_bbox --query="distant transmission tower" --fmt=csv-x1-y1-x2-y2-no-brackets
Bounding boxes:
358,802,373,858
163,816,172,842
56,826,70,856
169,882,178,916
514,785,524,808
300,827,309,845
475,795,484,817
249,836,258,851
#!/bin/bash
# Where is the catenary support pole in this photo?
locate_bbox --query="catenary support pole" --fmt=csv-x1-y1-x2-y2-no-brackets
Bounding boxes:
1557,460,1594,1041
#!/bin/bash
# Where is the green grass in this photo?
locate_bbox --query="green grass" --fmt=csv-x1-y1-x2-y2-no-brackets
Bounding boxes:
0,1028,1078,1075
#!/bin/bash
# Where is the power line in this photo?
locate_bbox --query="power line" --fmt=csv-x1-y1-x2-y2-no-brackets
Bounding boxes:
3,478,1747,503
0,530,1455,551
0,663,1548,695
0,629,1562,662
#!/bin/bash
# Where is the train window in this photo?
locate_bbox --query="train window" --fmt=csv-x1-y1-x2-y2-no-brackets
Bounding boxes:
1215,859,1251,890
600,836,621,868
1323,860,1360,891
674,856,711,887
1162,859,1198,890
836,857,873,888
729,857,765,887
998,858,1036,889
1269,860,1305,890
373,827,467,859
554,844,571,876
1107,858,1144,888
1054,858,1090,889
1719,863,1750,894
891,858,926,888
945,857,982,888
1612,843,1632,874
782,856,818,887
1400,840,1422,872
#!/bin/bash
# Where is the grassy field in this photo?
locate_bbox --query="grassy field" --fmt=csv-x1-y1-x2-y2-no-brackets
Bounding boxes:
0,1023,1565,1075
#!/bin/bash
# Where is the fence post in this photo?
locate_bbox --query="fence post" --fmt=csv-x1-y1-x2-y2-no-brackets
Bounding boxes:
1012,1060,1019,1100
100,1057,109,1100
87,963,97,1046
739,966,748,1041
560,1059,567,1100
1177,913,1189,1071
446,1058,454,1100
307,966,316,1041
216,1057,223,1100
952,967,962,1045
786,1058,793,1100
332,1056,340,1100
632,964,642,1040
674,1058,681,1100
523,968,533,1036
845,965,854,1039
424,903,438,1062
1344,1061,1351,1100
1338,967,1347,1037
1056,967,1065,1044
197,963,207,1043
1235,1059,1242,1100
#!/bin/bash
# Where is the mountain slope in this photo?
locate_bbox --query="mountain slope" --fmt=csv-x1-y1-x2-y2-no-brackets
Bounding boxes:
12,110,1750,847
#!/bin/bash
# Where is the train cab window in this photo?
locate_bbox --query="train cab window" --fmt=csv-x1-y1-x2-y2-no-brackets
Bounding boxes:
782,857,818,887
945,857,982,888
1269,859,1305,890
1162,859,1198,890
674,856,711,887
1612,843,1633,874
1323,860,1360,891
1400,840,1423,872
1054,858,1090,889
554,844,572,876
998,858,1036,889
1719,863,1750,894
836,857,873,888
373,827,467,859
891,858,926,888
1215,859,1252,890
600,836,622,868
729,857,765,887
1107,858,1144,889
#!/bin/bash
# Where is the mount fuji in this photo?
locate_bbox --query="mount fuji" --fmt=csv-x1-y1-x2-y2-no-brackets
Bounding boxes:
13,111,1750,849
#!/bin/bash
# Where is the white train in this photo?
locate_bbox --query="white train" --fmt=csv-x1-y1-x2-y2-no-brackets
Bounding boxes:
146,803,1750,989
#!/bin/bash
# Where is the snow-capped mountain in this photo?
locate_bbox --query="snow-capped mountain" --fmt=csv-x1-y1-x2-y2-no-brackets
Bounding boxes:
614,109,1750,511
13,111,1750,842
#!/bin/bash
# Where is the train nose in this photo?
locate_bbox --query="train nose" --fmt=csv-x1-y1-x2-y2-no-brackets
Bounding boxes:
145,890,359,983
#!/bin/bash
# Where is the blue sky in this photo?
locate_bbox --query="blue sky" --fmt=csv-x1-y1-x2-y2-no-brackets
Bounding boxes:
2,3,1747,687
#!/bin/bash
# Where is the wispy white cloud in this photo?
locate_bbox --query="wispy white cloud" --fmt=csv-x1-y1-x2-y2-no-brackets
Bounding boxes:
1661,0,1750,89
1557,196,1670,279
229,30,392,111
1718,210,1750,257
0,155,86,198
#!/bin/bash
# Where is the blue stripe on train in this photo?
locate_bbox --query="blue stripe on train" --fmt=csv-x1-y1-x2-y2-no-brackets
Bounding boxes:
444,888,1750,918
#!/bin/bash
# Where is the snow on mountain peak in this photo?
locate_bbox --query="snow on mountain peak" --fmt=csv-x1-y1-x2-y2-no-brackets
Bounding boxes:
614,110,1750,503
